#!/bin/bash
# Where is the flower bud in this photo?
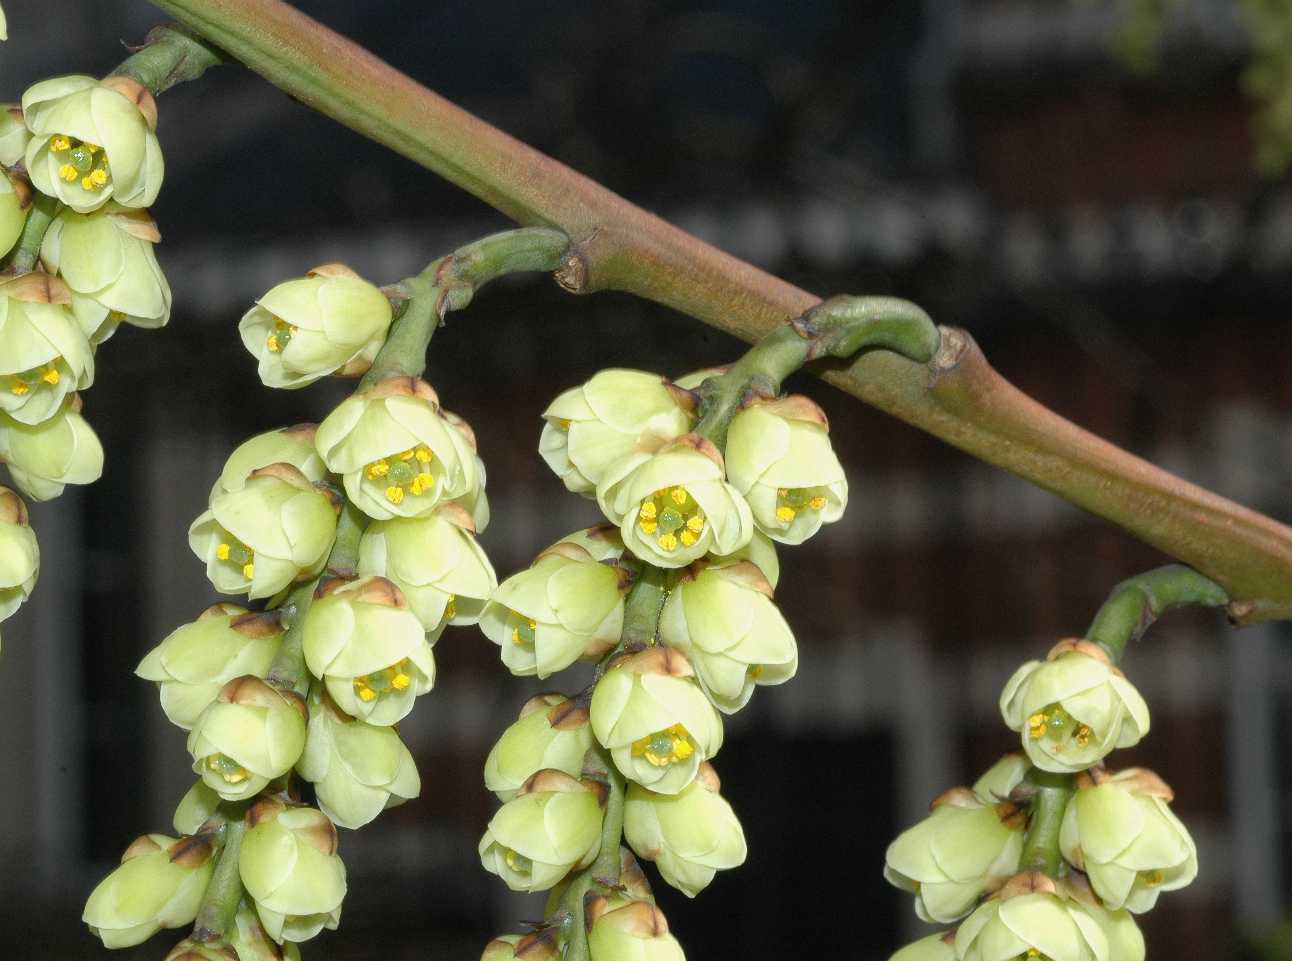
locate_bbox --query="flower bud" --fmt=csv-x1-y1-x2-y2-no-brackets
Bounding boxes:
188,464,339,600
597,435,753,568
357,503,496,636
297,692,421,829
136,605,284,729
972,753,1032,803
955,875,1108,961
227,901,302,961
0,169,28,260
884,786,1026,922
586,898,686,961
22,74,162,213
590,647,724,795
539,368,693,495
724,396,847,544
480,931,559,961
239,798,346,943
186,676,307,801
484,693,595,801
172,780,221,836
889,933,957,961
239,265,393,388
480,540,629,679
211,424,327,498
0,273,94,426
0,397,103,500
478,769,604,892
0,107,30,166
1000,639,1149,773
83,833,214,948
302,575,434,725
623,762,746,897
315,377,479,520
658,560,796,713
1059,767,1196,912
0,486,37,621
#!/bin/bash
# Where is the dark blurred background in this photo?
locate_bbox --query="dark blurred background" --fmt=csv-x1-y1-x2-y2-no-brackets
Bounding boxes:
1,0,1291,959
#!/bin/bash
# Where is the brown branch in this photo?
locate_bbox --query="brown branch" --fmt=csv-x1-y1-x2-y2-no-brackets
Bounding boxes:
148,0,1292,622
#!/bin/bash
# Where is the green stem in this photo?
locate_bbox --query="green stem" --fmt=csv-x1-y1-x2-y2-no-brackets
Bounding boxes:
1085,565,1229,664
693,296,938,446
558,749,628,961
438,227,569,311
324,498,365,576
619,565,669,648
1,192,59,274
1018,770,1073,877
191,818,245,943
110,24,226,96
360,269,444,386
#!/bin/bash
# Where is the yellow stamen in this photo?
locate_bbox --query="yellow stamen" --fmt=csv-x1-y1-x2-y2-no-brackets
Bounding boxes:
1074,725,1092,747
84,142,100,153
630,724,695,767
58,164,78,182
385,485,405,504
357,686,377,702
639,519,658,534
398,448,416,461
391,673,411,691
9,382,28,396
1028,712,1048,739
685,515,705,532
415,446,434,463
670,487,688,505
639,502,658,521
89,168,108,187
748,665,765,680
1141,870,1165,888
680,529,698,547
266,334,281,352
215,543,231,561
557,418,571,431
775,506,796,523
444,595,457,620
365,459,390,479
658,532,679,551
242,562,255,579
409,473,433,496
809,495,827,510
50,135,72,152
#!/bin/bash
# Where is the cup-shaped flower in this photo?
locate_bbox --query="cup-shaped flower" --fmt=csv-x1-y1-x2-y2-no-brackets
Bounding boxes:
186,676,307,801
0,486,37,621
22,74,161,213
172,781,221,836
0,169,28,260
297,692,421,829
1059,767,1197,913
0,273,94,425
0,395,103,500
1064,883,1145,961
586,898,686,961
315,377,479,520
239,264,393,388
136,605,284,729
658,560,796,713
83,833,214,949
212,424,327,498
623,761,746,897
956,875,1110,961
302,575,434,725
478,769,604,892
889,933,957,961
724,395,847,544
0,107,30,166
539,368,694,495
590,647,724,795
40,204,171,342
480,540,629,679
484,694,595,802
188,464,339,600
357,502,496,636
884,786,1026,922
239,798,346,943
598,435,753,568
480,932,559,961
1000,639,1149,773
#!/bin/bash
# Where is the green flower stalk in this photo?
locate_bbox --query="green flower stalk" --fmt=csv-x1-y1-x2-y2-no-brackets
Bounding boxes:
590,646,724,795
297,690,421,829
955,874,1113,961
597,434,753,568
657,559,796,713
0,394,103,500
480,538,630,679
1059,767,1197,913
211,424,327,498
0,107,29,165
478,769,604,893
22,74,162,213
40,204,171,342
538,368,694,496
172,781,221,836
301,575,435,725
0,168,28,259
623,761,747,897
357,501,496,636
888,933,957,961
189,463,340,600
0,486,38,623
585,897,687,961
186,675,308,801
136,605,284,730
83,833,215,949
239,264,394,388
239,798,347,944
1000,639,1150,773
884,785,1027,923
314,376,480,520
723,395,847,545
484,693,595,802
0,273,94,426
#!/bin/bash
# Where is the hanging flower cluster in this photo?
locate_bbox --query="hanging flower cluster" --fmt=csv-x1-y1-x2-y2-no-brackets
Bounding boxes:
479,366,849,958
884,636,1194,961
